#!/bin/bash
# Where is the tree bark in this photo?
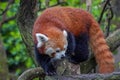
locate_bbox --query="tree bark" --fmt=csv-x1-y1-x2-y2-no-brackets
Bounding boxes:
106,29,120,51
46,72,120,80
17,68,120,80
0,34,9,80
17,0,38,62
86,0,92,12
17,67,45,80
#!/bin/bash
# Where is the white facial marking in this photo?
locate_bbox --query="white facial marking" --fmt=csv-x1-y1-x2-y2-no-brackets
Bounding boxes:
37,42,43,48
64,44,68,50
36,33,49,48
63,30,67,37
45,47,54,56
54,50,66,59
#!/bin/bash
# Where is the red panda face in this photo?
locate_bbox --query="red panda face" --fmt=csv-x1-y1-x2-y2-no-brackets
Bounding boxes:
36,30,68,60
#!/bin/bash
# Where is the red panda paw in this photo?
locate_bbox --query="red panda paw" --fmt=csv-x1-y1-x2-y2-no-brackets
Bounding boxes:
44,62,57,76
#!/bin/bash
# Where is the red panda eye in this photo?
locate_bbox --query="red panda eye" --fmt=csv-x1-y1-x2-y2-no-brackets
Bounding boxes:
40,37,45,41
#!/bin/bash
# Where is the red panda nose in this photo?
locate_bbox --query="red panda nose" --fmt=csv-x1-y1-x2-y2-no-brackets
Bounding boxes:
51,53,55,57
61,55,65,59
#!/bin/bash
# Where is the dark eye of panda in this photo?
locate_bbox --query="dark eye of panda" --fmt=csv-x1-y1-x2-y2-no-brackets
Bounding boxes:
40,36,45,42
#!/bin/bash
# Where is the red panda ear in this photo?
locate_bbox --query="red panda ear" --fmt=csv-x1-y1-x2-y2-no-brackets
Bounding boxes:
36,33,49,48
63,30,67,37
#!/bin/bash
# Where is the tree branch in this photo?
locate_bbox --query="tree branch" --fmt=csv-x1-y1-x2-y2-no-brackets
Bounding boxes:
17,67,45,80
49,72,120,80
0,0,14,16
17,0,38,61
39,1,67,11
18,68,120,80
106,29,120,51
86,0,92,12
0,15,16,27
98,0,110,24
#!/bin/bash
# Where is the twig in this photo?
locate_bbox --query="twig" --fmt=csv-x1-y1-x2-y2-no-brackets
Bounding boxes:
105,1,114,37
0,0,14,16
0,0,15,28
45,0,50,8
45,0,67,8
39,1,67,11
86,0,92,12
98,0,110,24
0,15,16,27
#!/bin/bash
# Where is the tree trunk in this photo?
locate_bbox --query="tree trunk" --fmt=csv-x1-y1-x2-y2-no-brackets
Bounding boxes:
0,34,9,80
17,0,38,63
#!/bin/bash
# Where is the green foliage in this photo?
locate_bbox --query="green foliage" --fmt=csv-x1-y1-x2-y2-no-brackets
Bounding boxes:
66,0,80,7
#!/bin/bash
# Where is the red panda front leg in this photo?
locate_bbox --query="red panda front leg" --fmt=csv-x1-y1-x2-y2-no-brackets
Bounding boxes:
70,33,89,64
34,45,57,75
65,31,76,58
65,32,89,64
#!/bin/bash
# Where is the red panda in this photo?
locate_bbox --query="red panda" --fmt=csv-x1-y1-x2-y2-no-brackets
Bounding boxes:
32,7,114,75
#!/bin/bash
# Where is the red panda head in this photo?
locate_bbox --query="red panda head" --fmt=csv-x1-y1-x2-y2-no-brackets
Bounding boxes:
36,30,68,60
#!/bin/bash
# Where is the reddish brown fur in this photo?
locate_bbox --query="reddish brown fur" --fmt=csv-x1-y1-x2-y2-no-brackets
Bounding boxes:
32,7,114,73
89,21,114,73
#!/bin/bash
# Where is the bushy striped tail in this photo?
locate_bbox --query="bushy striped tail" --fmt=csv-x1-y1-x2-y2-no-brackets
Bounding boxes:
89,21,114,73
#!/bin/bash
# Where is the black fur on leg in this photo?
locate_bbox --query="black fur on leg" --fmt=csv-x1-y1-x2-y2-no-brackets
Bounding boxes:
34,45,57,76
68,33,89,64
65,31,76,59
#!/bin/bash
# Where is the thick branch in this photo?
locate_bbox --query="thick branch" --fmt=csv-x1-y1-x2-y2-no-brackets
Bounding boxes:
17,67,45,80
17,0,38,59
106,29,120,51
18,68,120,80
50,72,120,80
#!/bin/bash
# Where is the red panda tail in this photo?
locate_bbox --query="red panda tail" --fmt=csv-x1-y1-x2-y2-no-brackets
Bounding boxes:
89,20,114,73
